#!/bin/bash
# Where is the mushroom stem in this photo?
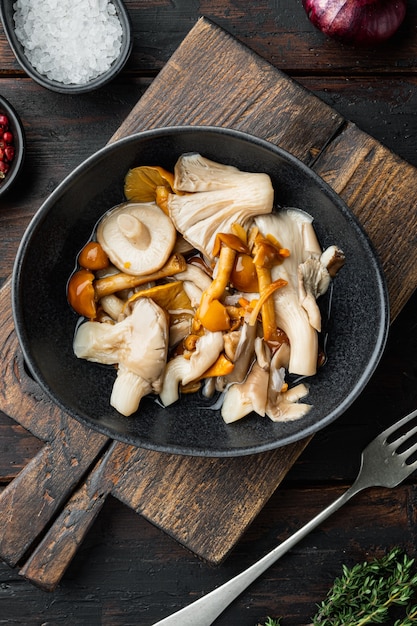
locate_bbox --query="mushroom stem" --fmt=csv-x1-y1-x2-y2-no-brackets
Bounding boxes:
198,246,237,319
97,202,176,275
255,265,276,341
117,213,151,249
248,278,288,328
94,253,186,300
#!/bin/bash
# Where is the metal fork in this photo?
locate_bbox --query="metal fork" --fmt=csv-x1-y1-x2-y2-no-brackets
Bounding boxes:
152,408,417,626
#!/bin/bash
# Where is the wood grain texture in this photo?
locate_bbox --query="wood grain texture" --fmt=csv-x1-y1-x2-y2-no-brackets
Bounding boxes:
111,18,345,163
0,271,310,583
1,74,417,288
0,411,43,482
112,443,311,563
18,441,125,591
2,0,416,76
1,10,417,601
113,16,417,322
313,123,417,320
0,281,109,567
3,484,417,625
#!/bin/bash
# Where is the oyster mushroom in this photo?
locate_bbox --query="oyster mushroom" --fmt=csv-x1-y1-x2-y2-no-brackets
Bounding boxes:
222,340,311,424
73,298,169,416
265,343,311,422
224,321,257,384
159,330,224,406
167,154,274,260
267,380,311,422
255,209,331,377
96,201,176,276
221,360,269,424
298,257,331,331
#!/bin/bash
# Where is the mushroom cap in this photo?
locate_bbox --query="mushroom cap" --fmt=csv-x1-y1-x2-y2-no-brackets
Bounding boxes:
96,201,176,276
168,154,274,260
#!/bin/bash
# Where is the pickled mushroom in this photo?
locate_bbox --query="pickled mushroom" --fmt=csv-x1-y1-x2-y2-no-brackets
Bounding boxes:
159,330,224,406
67,254,186,319
96,201,176,275
222,341,312,423
221,361,269,423
167,153,274,260
73,298,169,416
255,209,340,377
68,155,346,428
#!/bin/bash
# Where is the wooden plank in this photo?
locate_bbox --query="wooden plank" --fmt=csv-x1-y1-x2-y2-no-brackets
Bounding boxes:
299,75,417,170
312,122,417,320
0,18,344,582
3,1,416,76
18,441,127,590
3,484,415,625
2,16,417,592
111,18,345,163
0,412,43,482
0,281,109,567
112,443,310,564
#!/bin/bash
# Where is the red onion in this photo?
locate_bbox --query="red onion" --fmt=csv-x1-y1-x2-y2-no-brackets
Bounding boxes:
302,0,407,45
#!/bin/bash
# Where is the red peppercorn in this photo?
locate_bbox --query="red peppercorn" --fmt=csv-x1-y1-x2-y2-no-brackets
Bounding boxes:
4,146,14,162
3,131,13,144
0,113,16,183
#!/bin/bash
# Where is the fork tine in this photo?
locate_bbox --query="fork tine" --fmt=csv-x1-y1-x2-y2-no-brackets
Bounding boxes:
386,422,417,449
381,408,417,442
398,454,417,477
397,440,417,462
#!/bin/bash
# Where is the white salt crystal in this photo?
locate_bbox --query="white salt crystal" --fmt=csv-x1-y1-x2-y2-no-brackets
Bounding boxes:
13,0,124,86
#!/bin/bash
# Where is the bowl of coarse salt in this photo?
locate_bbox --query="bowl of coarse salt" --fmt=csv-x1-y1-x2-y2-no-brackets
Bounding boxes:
0,0,133,94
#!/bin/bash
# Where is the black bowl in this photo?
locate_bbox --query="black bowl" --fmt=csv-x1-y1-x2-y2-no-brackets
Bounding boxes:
0,94,25,197
12,126,389,456
0,0,132,94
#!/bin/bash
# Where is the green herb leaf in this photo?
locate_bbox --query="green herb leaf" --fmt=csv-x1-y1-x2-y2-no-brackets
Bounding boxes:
312,548,417,625
259,548,417,626
259,618,282,626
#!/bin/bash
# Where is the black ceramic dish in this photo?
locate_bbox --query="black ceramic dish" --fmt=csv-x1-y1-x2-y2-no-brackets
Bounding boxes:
0,94,25,197
12,126,389,457
0,0,132,94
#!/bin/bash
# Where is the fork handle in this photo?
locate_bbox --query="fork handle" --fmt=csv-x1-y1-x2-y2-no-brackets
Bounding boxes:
153,483,362,626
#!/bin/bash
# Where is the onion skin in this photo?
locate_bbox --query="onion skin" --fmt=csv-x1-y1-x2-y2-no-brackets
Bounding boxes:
302,0,407,45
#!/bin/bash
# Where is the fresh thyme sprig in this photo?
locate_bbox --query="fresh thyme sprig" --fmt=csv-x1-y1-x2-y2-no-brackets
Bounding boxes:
260,548,417,626
312,547,417,625
258,618,281,626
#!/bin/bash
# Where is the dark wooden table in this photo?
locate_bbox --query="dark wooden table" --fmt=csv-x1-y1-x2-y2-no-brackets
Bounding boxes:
2,2,417,624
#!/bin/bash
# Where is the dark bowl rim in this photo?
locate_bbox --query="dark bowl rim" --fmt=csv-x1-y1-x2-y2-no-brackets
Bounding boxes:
0,0,133,94
12,125,390,456
0,93,26,196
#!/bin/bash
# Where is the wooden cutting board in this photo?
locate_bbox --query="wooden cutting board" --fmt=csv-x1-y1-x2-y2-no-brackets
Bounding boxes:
1,17,416,592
